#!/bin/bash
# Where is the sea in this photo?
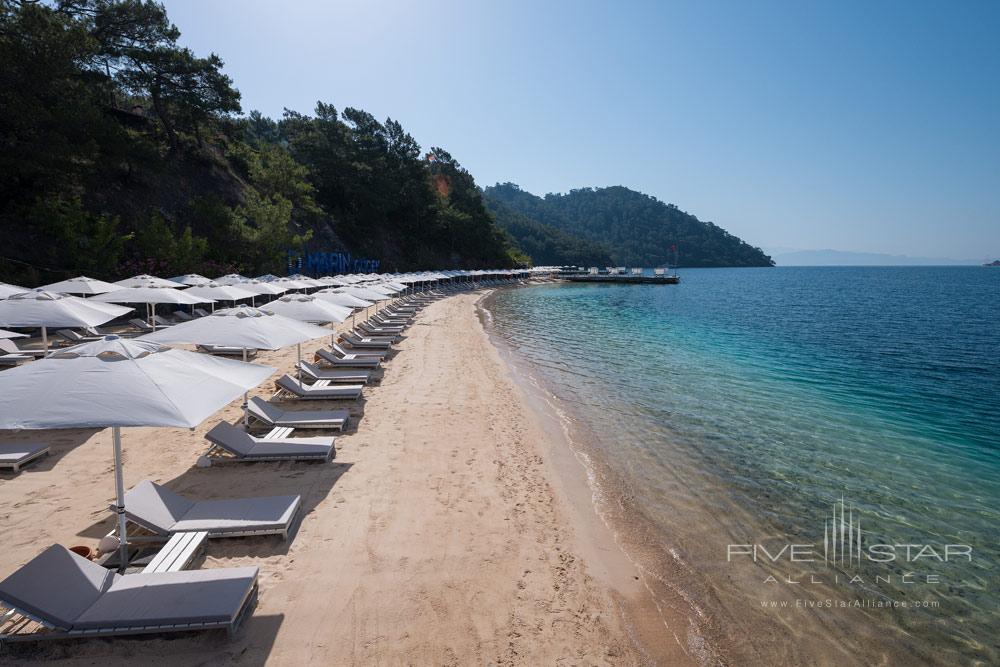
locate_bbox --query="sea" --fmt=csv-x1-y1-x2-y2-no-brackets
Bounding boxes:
484,266,999,665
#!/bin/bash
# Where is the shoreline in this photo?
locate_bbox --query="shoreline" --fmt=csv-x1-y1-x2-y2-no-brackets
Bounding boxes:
478,281,977,667
1,290,652,665
479,287,724,666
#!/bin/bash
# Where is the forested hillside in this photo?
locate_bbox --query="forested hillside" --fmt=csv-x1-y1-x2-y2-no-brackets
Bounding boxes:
485,199,612,267
484,184,774,268
0,0,521,285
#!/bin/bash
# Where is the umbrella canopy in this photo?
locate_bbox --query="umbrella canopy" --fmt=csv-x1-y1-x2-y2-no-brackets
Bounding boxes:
0,281,30,299
0,336,275,569
0,328,27,339
0,336,275,429
0,290,132,348
316,276,349,287
141,305,337,422
170,273,214,287
214,273,250,286
38,276,123,296
268,277,313,291
287,274,327,288
314,290,372,308
114,274,181,288
183,283,258,302
334,286,392,302
92,286,215,305
140,305,333,351
364,284,400,295
239,280,289,296
260,295,351,323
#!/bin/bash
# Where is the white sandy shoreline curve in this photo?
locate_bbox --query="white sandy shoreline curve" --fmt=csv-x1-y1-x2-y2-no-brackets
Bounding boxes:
0,290,677,666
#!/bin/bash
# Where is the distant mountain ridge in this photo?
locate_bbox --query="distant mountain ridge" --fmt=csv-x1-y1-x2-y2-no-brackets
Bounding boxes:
484,183,773,268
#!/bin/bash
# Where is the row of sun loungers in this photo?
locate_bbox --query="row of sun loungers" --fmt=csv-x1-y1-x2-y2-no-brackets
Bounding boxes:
0,284,476,644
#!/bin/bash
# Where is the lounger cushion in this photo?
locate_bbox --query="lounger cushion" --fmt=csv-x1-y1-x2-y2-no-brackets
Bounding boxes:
0,545,117,629
207,421,334,459
298,361,369,382
248,397,348,428
73,566,258,629
172,497,299,533
316,349,379,367
125,480,300,536
124,480,195,534
276,375,362,398
0,442,48,466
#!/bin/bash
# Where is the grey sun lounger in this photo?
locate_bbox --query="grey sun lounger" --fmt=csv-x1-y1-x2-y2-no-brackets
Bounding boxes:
56,329,103,344
128,318,156,333
274,374,364,401
316,347,380,369
340,332,394,349
0,545,257,642
0,339,46,361
151,315,177,327
172,310,195,321
197,344,258,359
205,420,335,462
0,443,50,472
194,308,212,318
119,480,302,539
372,314,410,326
296,361,371,384
248,397,349,431
0,349,33,366
331,341,386,360
358,323,403,337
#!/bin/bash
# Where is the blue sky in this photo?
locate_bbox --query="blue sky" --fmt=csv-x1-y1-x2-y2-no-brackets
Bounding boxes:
161,0,999,260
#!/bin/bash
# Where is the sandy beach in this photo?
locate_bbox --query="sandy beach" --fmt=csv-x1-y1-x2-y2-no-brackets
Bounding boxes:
0,291,690,665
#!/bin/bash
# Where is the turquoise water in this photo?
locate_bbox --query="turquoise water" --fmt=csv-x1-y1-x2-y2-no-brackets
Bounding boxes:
487,267,999,664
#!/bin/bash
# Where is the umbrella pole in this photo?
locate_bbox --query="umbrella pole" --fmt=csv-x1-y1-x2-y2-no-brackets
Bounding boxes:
112,425,129,572
149,303,155,331
297,343,303,387
41,326,48,352
242,347,249,426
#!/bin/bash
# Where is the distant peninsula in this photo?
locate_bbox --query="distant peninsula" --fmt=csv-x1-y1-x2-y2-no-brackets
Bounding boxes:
484,183,773,268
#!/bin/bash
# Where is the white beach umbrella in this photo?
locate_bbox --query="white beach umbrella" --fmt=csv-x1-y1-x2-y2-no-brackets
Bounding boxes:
366,284,401,295
93,286,215,329
141,305,334,350
316,276,348,287
239,280,289,297
214,273,251,286
0,336,275,569
0,290,132,350
268,277,313,291
141,305,335,420
334,286,392,302
183,283,258,304
114,274,181,288
0,282,30,299
314,290,373,308
260,295,351,324
38,276,123,296
170,273,214,287
287,274,327,288
313,291,372,327
0,328,27,339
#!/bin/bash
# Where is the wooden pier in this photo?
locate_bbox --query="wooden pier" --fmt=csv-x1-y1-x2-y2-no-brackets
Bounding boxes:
563,274,679,285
